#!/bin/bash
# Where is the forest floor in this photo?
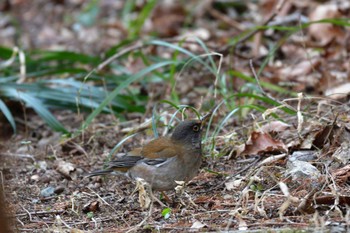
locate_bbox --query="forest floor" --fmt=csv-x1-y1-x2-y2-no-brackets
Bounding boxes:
1,0,350,232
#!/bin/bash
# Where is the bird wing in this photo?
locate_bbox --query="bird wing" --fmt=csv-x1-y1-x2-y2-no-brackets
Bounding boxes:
107,155,143,170
89,137,179,176
87,154,143,176
141,137,179,159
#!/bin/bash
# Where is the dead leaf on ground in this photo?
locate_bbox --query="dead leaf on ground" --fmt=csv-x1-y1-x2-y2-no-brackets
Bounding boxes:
325,82,350,99
278,58,321,85
237,131,287,156
260,121,291,133
315,195,350,206
309,3,346,45
150,2,186,37
54,159,76,180
191,220,206,229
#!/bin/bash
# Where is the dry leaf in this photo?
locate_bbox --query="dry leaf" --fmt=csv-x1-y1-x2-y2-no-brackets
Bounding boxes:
191,220,206,229
151,2,186,37
332,142,350,164
135,178,151,209
55,159,76,180
260,121,291,133
238,132,287,156
309,3,345,45
325,82,350,99
224,179,242,191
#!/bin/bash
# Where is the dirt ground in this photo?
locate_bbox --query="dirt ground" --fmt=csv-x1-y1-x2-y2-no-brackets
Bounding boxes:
1,107,350,232
1,0,350,232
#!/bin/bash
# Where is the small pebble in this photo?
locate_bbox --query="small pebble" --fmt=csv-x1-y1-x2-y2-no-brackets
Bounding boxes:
41,186,55,197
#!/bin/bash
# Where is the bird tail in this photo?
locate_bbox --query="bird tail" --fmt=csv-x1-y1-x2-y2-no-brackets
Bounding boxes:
85,169,117,178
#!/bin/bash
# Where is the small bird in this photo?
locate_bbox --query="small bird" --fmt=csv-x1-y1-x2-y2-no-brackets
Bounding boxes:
88,119,205,191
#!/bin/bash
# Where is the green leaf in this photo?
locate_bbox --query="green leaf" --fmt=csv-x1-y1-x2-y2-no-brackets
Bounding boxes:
0,98,16,133
129,0,157,38
161,207,171,219
2,88,68,134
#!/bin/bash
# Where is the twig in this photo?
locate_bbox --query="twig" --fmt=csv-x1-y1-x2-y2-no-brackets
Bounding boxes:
19,204,33,222
16,210,65,217
55,215,71,229
87,188,112,207
258,153,287,166
295,187,318,214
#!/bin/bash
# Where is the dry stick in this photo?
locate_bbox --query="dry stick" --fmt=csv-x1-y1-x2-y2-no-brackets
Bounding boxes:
219,0,287,55
295,187,318,214
16,210,65,218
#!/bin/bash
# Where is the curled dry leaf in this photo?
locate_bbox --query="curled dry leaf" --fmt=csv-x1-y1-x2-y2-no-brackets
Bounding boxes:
279,58,321,83
55,159,76,180
237,132,287,156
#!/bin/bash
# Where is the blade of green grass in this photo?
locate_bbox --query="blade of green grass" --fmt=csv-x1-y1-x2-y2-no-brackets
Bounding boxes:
0,98,16,133
1,88,68,133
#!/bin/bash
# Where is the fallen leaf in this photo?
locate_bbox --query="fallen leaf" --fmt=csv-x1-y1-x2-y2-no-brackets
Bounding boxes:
135,178,151,209
151,2,186,37
332,142,350,165
260,121,291,133
55,159,76,180
191,220,206,229
238,132,287,156
325,82,350,99
224,179,242,191
309,3,345,45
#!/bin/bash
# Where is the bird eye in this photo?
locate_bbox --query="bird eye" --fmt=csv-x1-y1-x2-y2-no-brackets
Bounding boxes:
193,125,200,132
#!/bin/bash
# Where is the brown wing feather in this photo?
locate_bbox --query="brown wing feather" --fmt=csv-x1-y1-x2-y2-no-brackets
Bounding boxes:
141,137,179,159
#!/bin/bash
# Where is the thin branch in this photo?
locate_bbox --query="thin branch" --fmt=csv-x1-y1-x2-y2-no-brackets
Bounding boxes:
16,210,65,218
